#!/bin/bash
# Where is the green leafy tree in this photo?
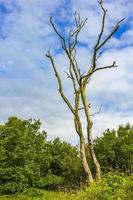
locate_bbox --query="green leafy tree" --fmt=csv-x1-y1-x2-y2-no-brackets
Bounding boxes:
0,117,47,194
0,117,84,194
48,138,85,187
93,124,133,174
115,124,133,174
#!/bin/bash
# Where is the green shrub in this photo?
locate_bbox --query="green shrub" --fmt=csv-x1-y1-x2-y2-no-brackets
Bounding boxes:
104,172,127,192
115,175,133,200
38,173,64,189
0,182,27,195
76,173,133,200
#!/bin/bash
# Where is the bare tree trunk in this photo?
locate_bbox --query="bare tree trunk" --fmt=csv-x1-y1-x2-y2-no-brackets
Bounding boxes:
87,126,101,180
80,135,94,184
74,115,94,184
81,87,101,180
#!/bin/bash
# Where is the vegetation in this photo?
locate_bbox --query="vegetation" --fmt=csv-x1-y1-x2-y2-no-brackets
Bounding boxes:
0,1,132,199
94,124,133,174
0,174,133,200
0,116,133,199
0,117,84,194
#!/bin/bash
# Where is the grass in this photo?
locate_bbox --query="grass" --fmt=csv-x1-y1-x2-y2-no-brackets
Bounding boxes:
0,186,133,200
0,174,133,200
0,191,72,200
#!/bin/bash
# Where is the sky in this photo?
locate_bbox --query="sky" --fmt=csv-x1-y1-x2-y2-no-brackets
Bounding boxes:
0,0,133,144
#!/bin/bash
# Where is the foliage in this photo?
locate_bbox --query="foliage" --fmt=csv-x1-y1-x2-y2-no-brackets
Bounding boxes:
0,117,133,196
78,173,133,200
0,117,84,194
0,174,133,200
0,117,46,194
48,138,84,186
93,123,133,174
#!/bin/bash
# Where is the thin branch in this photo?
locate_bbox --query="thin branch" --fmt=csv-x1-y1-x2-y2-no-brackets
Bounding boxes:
71,12,88,51
92,0,107,71
50,18,80,84
97,18,125,51
50,17,80,85
64,71,72,79
50,14,87,87
96,51,104,61
50,16,81,101
82,1,124,87
46,50,75,115
50,16,66,49
90,105,102,117
95,1,107,50
82,0,107,86
78,103,91,111
94,61,118,72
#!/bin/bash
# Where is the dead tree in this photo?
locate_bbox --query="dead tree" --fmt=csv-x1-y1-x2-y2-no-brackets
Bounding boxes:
46,0,124,184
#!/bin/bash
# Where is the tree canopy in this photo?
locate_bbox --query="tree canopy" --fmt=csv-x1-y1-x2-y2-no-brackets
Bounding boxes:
94,123,133,174
0,117,84,194
0,117,132,195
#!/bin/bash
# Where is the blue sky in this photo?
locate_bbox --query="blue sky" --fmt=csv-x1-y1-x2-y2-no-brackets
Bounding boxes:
0,0,133,144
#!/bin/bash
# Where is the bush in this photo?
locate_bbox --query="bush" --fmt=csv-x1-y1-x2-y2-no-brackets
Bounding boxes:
77,173,133,200
103,172,127,192
38,173,64,189
0,182,26,195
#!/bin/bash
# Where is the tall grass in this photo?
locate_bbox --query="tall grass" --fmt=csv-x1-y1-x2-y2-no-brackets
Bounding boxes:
0,174,133,200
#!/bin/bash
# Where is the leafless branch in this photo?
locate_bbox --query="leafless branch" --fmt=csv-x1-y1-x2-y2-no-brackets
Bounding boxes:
50,13,88,88
46,50,75,115
78,103,91,111
96,51,104,61
50,17,66,49
94,61,118,72
92,0,107,69
64,71,72,79
82,1,124,87
91,105,102,117
70,12,88,51
97,18,125,50
50,17,80,85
